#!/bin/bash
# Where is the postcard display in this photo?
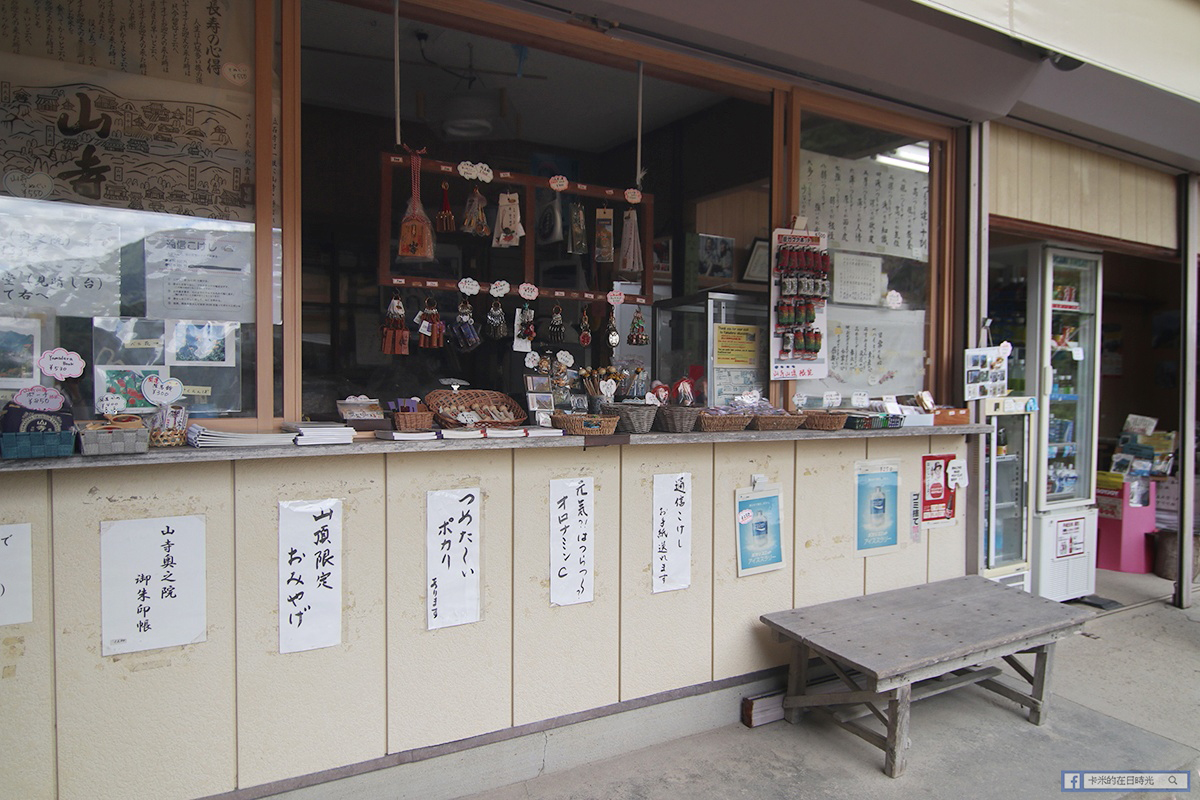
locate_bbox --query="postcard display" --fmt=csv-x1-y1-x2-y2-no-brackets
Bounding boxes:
769,229,830,381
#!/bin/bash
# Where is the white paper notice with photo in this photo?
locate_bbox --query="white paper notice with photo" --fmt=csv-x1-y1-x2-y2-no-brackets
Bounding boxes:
100,515,206,656
549,477,594,606
652,473,692,593
279,499,343,654
144,230,256,323
832,252,884,306
0,523,33,627
427,488,482,629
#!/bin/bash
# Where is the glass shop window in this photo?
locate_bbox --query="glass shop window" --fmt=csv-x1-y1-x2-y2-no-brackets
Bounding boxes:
790,112,934,398
298,2,773,416
0,3,271,420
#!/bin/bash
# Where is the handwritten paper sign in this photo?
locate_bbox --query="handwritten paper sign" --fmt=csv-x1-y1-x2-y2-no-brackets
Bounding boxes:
652,473,692,593
549,478,594,606
426,488,482,629
278,499,343,654
100,515,206,656
37,348,85,380
0,523,33,627
0,215,121,316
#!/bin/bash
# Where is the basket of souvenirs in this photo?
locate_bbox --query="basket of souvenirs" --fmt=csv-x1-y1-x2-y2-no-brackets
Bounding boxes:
801,410,849,431
389,402,435,431
749,411,807,430
654,405,702,433
696,411,753,432
600,402,658,434
551,412,619,436
424,389,526,428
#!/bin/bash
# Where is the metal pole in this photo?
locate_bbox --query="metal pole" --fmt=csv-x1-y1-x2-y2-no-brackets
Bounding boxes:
1175,174,1197,609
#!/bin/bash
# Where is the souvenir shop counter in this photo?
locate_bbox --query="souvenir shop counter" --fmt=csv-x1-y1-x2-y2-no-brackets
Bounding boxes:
0,423,990,472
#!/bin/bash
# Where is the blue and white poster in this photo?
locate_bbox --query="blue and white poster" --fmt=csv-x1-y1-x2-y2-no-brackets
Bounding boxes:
735,484,785,577
854,460,900,556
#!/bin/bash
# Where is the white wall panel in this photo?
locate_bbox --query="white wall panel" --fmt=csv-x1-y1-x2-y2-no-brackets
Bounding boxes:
863,437,929,593
793,438,868,607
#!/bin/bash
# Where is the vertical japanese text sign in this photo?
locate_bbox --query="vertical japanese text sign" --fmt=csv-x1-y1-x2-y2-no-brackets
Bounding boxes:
652,473,692,592
426,488,482,629
101,515,207,656
0,523,33,626
278,499,343,654
549,478,594,606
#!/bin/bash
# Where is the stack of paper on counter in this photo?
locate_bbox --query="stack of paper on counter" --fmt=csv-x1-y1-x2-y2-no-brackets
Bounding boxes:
282,421,357,445
523,427,564,437
439,427,486,439
186,424,296,448
483,427,527,438
375,429,440,441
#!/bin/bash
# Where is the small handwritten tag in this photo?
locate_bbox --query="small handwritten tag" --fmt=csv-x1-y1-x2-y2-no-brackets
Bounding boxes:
141,375,183,407
822,391,841,408
14,385,65,411
38,348,85,380
851,392,870,408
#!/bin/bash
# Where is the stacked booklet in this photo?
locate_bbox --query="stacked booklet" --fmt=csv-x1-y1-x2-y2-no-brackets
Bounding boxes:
281,421,357,445
186,424,296,448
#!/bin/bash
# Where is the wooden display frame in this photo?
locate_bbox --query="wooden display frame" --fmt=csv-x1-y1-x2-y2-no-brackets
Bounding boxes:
378,152,655,304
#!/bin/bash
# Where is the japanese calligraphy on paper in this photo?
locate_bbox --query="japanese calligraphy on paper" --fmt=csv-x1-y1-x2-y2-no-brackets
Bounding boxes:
0,213,121,316
100,514,206,656
549,477,594,606
0,522,33,627
651,473,691,593
427,488,481,629
278,499,342,654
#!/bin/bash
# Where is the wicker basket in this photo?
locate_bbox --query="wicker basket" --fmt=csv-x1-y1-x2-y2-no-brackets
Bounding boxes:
425,389,527,428
391,409,435,431
1,430,77,459
150,428,188,447
654,405,702,433
802,411,848,431
696,413,752,432
551,413,619,436
600,403,658,434
80,428,150,455
749,413,806,431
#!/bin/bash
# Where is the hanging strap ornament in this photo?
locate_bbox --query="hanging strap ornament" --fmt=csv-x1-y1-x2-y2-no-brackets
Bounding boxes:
567,202,588,255
578,307,592,347
484,299,508,340
626,306,648,346
547,304,565,343
415,297,444,348
605,307,620,351
436,181,456,233
595,207,614,262
398,146,435,260
493,191,525,248
461,186,490,237
619,208,644,274
381,292,410,355
451,297,481,353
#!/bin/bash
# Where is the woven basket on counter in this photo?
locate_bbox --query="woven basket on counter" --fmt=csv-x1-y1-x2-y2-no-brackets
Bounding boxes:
551,413,619,436
600,403,658,434
424,389,526,428
391,406,435,431
749,413,806,431
80,427,149,455
802,411,848,431
654,405,702,433
696,413,752,432
150,428,188,447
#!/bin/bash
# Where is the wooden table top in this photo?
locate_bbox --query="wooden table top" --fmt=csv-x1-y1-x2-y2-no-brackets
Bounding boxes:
761,576,1093,682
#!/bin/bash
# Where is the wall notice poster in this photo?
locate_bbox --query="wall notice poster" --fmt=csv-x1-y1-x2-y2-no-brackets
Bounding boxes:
735,483,785,577
0,213,122,316
1055,517,1087,559
549,477,595,606
145,230,256,323
426,488,482,629
100,514,207,656
921,454,956,526
793,305,926,397
278,499,342,654
854,460,900,556
652,473,692,593
964,345,1009,401
769,229,829,381
0,522,34,627
712,323,766,406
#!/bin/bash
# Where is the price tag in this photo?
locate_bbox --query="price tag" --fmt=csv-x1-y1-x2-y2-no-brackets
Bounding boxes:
518,283,539,301
822,391,841,408
947,459,969,488
489,280,510,297
851,392,870,408
548,175,569,192
792,392,807,409
96,392,127,415
1070,346,1084,361
13,385,65,411
37,348,85,380
141,375,183,407
881,393,903,415
606,290,625,306
457,277,480,295
624,188,642,204
999,341,1013,358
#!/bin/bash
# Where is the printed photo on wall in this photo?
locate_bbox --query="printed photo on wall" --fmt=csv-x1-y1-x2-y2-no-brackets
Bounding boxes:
735,483,785,576
0,317,41,389
94,365,168,413
165,321,239,367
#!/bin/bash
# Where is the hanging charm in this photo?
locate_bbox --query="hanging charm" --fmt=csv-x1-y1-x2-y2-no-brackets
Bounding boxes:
567,202,588,255
626,306,648,346
381,292,410,355
513,304,536,351
493,191,525,248
578,307,592,347
415,297,444,348
484,299,508,340
605,308,620,351
595,207,614,262
461,186,490,237
536,192,563,245
451,297,481,353
398,146,435,260
436,181,456,233
547,304,565,342
619,207,644,274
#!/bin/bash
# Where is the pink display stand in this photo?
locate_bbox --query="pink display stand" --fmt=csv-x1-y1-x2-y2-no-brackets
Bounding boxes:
1096,480,1156,573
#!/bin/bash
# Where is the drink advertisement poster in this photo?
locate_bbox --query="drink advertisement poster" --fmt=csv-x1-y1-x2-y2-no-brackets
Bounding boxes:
921,453,957,525
735,484,785,577
854,460,900,556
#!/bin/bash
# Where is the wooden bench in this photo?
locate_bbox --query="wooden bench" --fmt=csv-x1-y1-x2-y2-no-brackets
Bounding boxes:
760,575,1091,777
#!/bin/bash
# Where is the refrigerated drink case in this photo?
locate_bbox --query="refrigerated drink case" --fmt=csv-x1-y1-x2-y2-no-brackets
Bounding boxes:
981,396,1037,591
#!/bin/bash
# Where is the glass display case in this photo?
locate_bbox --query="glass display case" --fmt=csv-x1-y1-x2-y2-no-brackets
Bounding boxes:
981,396,1037,590
653,291,769,407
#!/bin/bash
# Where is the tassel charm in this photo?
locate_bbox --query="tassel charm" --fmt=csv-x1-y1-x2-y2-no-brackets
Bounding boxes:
436,181,456,233
484,300,509,340
547,305,565,343
579,308,592,347
626,306,648,346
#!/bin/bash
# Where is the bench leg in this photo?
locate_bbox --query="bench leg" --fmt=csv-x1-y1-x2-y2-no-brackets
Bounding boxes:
884,684,911,778
1029,642,1055,726
785,642,811,724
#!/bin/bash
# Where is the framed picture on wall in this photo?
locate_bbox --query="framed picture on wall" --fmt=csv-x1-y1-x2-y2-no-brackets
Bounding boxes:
742,238,770,283
697,234,735,278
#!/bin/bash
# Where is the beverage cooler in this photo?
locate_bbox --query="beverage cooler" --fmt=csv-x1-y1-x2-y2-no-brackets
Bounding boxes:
980,396,1037,591
988,245,1102,601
